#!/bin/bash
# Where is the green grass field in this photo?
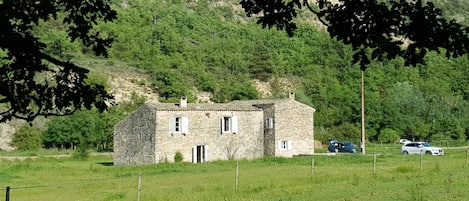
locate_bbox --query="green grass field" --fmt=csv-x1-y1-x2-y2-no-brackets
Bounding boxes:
0,145,468,201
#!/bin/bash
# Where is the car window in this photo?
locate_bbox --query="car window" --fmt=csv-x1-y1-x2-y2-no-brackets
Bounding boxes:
405,143,415,147
423,143,431,147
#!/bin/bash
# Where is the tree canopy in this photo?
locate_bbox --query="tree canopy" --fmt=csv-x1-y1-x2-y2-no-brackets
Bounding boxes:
0,0,116,122
240,0,469,68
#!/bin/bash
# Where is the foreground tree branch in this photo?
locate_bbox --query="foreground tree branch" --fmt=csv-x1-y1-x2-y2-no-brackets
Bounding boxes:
240,0,469,69
0,0,116,122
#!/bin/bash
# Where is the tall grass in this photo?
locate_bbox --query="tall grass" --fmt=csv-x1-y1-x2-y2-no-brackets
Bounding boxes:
0,148,468,201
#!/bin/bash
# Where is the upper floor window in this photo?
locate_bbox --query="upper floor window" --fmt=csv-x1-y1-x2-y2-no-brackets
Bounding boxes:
221,116,238,134
175,117,181,132
171,116,188,134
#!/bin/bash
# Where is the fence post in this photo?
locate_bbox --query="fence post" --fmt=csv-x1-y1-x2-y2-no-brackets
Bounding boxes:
137,172,141,201
5,186,10,201
235,162,239,190
466,147,469,167
373,152,377,176
311,158,315,179
420,149,423,171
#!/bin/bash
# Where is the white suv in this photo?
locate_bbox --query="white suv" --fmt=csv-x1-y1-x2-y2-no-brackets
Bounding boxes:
401,142,444,156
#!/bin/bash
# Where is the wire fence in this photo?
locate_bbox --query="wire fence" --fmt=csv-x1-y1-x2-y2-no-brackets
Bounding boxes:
3,149,468,200
2,176,137,201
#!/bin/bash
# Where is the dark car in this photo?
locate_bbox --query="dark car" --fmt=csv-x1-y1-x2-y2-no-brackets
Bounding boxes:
328,141,357,153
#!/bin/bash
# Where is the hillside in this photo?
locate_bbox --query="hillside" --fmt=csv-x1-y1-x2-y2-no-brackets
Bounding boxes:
98,0,469,144
2,0,469,151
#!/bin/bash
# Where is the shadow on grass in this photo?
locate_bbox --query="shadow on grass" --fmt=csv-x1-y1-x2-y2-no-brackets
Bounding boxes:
98,162,114,166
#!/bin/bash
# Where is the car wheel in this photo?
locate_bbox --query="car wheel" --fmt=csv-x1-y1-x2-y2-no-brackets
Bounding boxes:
426,151,432,155
402,150,409,155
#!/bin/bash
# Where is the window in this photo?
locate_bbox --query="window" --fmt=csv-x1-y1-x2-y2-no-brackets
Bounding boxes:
223,117,230,132
221,116,238,134
174,117,181,132
278,140,292,151
265,118,274,129
280,141,288,150
171,116,188,134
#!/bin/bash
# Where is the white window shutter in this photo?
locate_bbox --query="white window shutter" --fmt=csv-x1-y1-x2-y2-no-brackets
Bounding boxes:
287,140,293,150
231,116,238,133
192,146,197,163
181,117,189,134
220,118,224,134
204,145,208,163
277,140,282,150
269,118,274,128
170,117,176,133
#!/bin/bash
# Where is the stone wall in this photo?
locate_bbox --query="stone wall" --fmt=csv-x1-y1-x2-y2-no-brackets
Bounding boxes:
0,122,15,151
254,104,276,156
114,105,157,165
273,100,315,157
0,119,25,151
113,97,315,165
155,110,264,163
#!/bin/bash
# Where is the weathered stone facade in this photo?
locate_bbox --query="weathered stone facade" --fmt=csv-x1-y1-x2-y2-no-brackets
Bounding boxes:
114,94,315,165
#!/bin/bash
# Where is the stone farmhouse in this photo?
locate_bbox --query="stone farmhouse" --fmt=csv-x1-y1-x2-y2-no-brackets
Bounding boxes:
113,93,315,165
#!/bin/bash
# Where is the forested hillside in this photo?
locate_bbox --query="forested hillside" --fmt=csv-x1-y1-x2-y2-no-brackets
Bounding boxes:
4,0,469,152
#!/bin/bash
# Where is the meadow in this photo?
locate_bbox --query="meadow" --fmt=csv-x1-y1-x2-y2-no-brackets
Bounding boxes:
0,144,468,201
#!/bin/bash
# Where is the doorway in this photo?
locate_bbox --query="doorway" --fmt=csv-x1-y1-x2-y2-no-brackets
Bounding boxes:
193,145,207,163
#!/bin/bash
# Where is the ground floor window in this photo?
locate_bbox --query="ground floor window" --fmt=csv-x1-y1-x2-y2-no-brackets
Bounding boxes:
278,140,292,151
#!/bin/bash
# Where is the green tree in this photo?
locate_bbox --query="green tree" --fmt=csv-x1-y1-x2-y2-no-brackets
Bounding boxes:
378,128,399,144
42,92,146,151
249,46,274,81
240,0,469,152
213,75,259,103
385,82,429,139
151,68,192,101
11,124,43,150
0,0,117,122
334,122,361,144
43,109,109,150
42,117,70,149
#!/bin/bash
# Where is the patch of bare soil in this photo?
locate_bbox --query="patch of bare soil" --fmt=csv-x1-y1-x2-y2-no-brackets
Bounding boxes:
108,75,157,103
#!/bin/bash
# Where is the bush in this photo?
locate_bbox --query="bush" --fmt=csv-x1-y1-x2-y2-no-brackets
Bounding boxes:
378,128,400,143
11,124,43,150
73,145,90,160
174,151,183,162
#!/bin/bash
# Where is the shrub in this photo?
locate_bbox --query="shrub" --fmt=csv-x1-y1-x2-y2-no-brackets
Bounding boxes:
73,145,90,160
11,124,43,150
378,128,400,143
174,151,183,162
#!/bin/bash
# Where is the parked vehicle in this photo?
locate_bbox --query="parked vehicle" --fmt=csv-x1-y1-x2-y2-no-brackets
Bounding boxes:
328,141,357,153
401,142,444,156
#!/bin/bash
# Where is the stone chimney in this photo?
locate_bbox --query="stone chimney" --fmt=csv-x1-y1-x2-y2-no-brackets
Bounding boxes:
288,92,295,100
180,96,187,108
